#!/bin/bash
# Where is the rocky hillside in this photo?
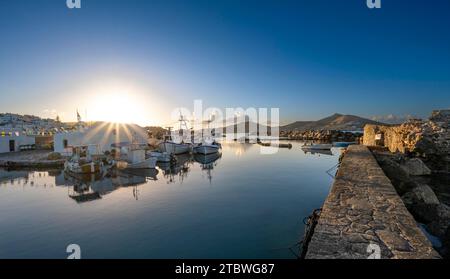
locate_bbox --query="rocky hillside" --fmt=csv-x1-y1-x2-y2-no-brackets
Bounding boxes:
281,113,383,131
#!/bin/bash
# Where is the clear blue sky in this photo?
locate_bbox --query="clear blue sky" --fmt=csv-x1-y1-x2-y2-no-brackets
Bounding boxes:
0,0,449,125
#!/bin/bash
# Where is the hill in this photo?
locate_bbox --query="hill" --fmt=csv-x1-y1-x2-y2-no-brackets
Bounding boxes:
280,113,384,131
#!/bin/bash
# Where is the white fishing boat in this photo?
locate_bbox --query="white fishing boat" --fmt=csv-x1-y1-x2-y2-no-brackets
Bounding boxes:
192,117,221,155
115,135,157,169
159,114,192,155
193,141,221,155
159,141,191,155
64,145,104,175
301,143,332,150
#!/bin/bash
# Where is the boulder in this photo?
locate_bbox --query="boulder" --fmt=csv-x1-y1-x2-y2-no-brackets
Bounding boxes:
376,156,410,184
413,137,437,156
397,180,421,196
400,158,431,176
428,204,450,238
401,184,440,223
412,184,440,205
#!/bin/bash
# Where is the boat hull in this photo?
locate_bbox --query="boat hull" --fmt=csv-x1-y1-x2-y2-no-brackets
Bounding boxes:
301,144,332,150
159,142,190,155
193,145,220,155
126,157,157,169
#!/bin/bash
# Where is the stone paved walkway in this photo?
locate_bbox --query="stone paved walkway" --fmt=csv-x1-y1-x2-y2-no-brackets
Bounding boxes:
306,145,440,259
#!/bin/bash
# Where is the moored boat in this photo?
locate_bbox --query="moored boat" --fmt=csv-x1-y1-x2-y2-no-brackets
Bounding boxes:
193,142,221,155
117,148,157,169
125,157,157,169
159,141,191,155
301,143,332,150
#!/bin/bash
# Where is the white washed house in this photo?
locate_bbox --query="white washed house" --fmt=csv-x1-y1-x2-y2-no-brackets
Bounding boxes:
0,130,36,153
53,122,148,156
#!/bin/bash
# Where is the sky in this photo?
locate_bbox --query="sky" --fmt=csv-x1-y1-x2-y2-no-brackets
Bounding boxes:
0,0,449,126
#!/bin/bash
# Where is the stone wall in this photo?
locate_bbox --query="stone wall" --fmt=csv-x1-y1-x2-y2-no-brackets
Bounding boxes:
363,110,450,172
305,145,440,259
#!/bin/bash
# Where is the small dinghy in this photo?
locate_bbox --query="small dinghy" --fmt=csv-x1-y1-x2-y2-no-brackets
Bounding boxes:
301,143,332,150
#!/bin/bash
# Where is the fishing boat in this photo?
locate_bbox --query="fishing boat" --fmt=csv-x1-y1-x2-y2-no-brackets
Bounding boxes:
192,117,221,155
117,148,157,169
64,145,104,175
115,135,157,169
159,140,191,155
158,115,192,155
193,141,221,155
301,143,333,150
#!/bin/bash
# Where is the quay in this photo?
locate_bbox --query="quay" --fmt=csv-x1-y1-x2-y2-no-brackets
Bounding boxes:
305,145,440,259
0,150,65,169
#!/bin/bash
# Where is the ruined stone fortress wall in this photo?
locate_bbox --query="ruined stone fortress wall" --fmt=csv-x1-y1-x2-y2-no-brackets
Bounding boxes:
363,110,450,172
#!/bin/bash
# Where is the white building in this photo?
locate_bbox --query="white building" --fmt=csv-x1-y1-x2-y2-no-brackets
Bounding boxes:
0,130,36,153
53,122,149,156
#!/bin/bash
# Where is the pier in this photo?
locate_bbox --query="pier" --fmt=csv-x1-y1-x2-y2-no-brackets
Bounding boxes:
305,145,440,259
0,150,65,169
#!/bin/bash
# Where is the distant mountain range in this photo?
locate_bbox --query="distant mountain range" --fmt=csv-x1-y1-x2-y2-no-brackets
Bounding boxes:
280,113,384,132
218,113,385,134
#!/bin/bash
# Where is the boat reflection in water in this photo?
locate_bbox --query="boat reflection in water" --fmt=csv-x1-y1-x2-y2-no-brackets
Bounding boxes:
62,151,224,202
65,168,159,202
301,149,333,156
194,152,222,183
0,141,345,259
157,153,192,184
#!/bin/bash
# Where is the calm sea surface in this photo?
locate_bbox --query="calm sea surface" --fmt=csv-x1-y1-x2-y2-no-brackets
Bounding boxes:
0,142,341,259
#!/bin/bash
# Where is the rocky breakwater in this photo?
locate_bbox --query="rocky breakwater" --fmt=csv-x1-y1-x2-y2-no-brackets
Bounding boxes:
280,130,362,142
371,150,450,258
363,109,450,258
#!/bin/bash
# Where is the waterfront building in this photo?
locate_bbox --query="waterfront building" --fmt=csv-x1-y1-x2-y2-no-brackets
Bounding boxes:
0,129,36,153
53,122,149,156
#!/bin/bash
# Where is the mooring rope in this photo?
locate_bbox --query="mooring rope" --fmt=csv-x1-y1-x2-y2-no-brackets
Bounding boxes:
299,208,322,259
326,162,340,179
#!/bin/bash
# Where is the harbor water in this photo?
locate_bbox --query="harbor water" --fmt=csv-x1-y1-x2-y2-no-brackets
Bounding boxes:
0,142,341,259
